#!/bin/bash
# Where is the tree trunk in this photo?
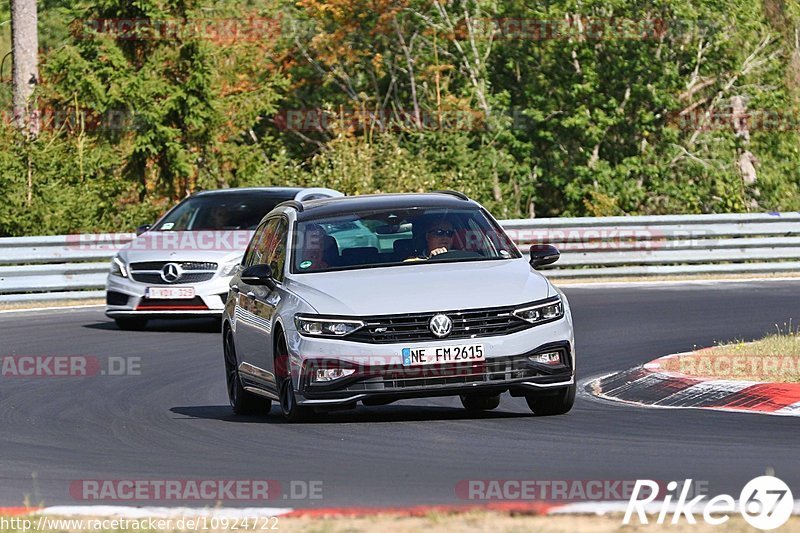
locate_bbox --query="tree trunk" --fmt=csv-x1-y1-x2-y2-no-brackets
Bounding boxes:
11,0,39,137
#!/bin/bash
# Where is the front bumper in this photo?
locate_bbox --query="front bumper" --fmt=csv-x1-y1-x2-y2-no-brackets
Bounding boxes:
105,273,231,318
288,317,575,406
299,345,573,406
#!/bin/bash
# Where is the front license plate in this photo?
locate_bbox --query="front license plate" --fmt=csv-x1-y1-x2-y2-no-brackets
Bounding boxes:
145,287,195,299
402,344,485,366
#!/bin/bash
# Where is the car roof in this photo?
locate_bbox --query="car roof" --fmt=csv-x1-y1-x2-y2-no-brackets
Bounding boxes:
295,193,478,221
193,187,305,197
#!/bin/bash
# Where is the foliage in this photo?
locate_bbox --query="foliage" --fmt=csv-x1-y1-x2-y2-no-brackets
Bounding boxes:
1,0,799,235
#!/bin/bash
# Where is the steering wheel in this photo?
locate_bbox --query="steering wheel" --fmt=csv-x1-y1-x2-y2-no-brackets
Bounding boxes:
428,250,482,260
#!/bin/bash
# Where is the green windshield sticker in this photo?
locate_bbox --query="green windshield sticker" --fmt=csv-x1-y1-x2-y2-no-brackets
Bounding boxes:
300,260,313,269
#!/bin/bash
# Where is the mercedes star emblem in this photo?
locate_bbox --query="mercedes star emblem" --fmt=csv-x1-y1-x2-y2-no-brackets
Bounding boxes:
160,262,182,283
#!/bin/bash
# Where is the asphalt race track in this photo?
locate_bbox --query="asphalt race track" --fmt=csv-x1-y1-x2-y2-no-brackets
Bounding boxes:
1,280,799,508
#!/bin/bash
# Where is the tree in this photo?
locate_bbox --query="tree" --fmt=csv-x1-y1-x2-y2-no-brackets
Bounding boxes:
11,0,38,136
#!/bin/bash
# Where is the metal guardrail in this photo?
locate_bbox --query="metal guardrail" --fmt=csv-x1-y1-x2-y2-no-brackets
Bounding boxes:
506,212,800,277
1,213,799,302
0,234,134,303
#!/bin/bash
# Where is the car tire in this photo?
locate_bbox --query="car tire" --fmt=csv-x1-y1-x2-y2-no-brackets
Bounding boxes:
114,317,148,331
224,329,272,415
525,383,576,416
460,394,501,411
275,335,314,423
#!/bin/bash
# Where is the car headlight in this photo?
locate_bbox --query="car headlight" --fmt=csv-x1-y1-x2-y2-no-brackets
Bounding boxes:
109,256,128,278
219,260,240,277
295,316,365,337
513,298,563,324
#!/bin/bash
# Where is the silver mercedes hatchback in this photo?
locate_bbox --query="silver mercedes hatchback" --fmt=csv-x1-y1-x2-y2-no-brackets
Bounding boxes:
222,191,575,421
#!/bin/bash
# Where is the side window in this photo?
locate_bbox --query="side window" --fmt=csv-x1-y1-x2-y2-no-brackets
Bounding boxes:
245,219,279,267
243,220,268,267
267,219,289,283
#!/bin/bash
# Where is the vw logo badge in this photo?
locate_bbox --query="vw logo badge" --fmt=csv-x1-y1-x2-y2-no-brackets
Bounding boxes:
160,262,182,283
429,314,453,338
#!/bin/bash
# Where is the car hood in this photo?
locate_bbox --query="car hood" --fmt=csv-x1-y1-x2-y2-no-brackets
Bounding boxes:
117,230,254,265
286,259,553,315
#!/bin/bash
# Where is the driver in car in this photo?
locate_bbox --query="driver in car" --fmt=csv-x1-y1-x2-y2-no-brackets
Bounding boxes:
208,206,233,229
406,218,456,261
425,219,456,257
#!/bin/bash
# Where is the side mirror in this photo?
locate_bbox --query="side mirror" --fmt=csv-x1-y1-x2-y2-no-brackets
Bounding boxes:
136,224,151,236
241,264,276,289
529,244,560,269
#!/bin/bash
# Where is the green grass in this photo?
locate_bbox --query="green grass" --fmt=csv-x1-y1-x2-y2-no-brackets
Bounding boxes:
665,325,800,382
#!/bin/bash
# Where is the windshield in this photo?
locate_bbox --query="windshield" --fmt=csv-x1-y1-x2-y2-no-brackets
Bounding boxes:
152,194,286,231
292,208,520,273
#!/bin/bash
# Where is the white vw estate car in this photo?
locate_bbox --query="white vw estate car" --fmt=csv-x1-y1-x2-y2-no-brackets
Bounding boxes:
222,191,575,421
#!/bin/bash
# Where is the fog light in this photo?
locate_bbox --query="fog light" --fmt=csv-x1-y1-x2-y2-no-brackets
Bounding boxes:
313,368,356,382
528,351,561,365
